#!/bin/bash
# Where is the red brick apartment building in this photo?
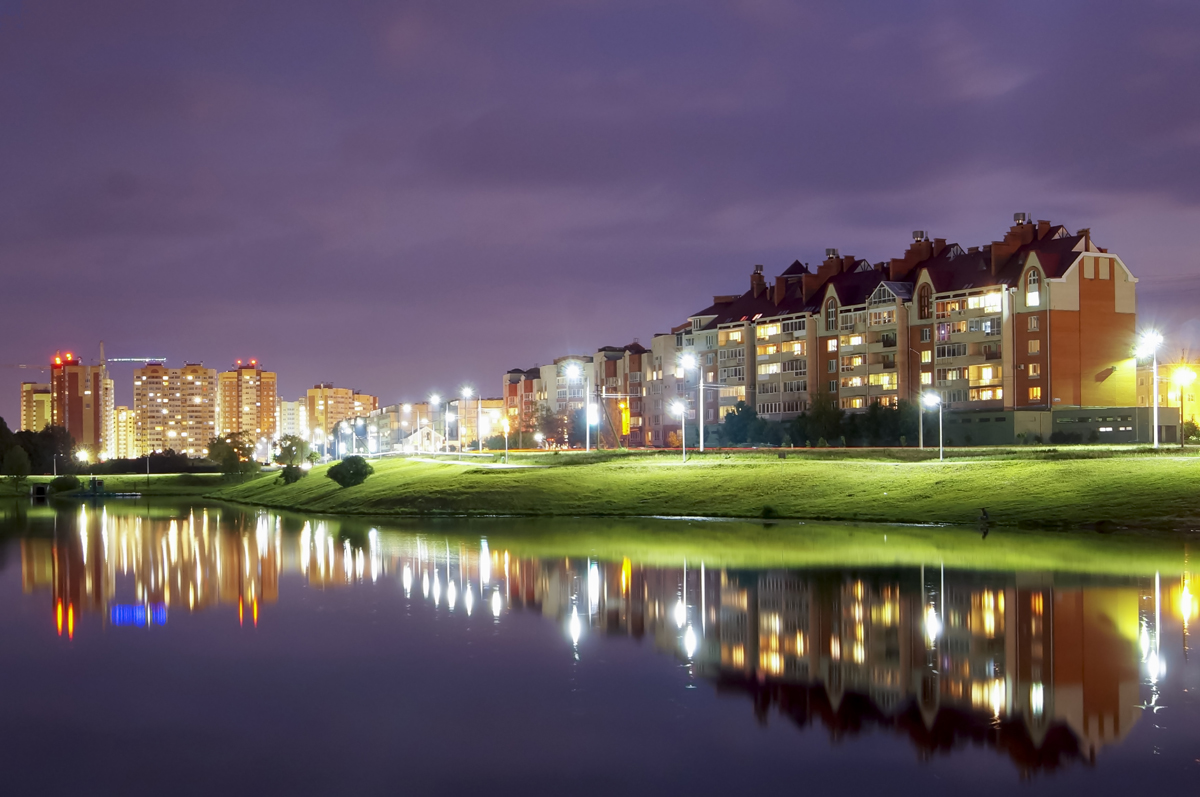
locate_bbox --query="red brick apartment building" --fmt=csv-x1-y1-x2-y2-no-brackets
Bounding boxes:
690,216,1149,443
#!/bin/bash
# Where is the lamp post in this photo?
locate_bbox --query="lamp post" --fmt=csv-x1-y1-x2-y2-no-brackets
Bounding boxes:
680,353,701,453
534,432,544,450
922,393,943,461
461,387,473,454
1175,366,1196,449
566,363,591,452
671,400,687,462
430,394,442,453
1138,331,1163,448
502,418,511,464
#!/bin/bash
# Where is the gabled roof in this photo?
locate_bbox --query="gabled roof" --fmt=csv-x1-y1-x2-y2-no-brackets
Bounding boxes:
704,289,780,328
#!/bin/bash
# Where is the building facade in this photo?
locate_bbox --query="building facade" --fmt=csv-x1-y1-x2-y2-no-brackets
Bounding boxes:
19,382,51,432
50,352,112,458
306,384,378,435
276,399,308,438
112,406,137,459
133,362,217,456
217,361,278,442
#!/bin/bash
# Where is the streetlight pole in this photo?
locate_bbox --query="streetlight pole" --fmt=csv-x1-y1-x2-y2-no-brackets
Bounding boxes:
1138,332,1163,448
681,353,700,453
1176,366,1196,449
922,393,943,461
672,401,687,463
476,395,482,453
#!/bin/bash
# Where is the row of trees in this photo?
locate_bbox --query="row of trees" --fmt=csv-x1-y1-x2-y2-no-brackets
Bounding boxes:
1,417,76,487
719,396,924,448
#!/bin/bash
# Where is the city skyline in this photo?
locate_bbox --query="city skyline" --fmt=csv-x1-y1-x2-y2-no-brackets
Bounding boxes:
3,2,1200,426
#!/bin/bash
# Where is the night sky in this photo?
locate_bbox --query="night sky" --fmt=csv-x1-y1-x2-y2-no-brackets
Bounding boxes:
2,1,1199,423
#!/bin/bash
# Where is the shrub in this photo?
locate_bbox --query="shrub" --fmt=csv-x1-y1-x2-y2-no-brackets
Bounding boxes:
279,465,306,485
326,456,373,488
817,437,828,448
48,474,81,493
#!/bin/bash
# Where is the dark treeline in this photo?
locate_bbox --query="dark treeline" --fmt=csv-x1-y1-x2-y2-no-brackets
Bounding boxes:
718,396,922,447
0,417,75,474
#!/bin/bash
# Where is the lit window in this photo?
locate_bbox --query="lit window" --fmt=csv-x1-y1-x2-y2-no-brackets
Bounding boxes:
1027,315,1039,332
1029,363,1041,378
1028,339,1040,355
921,350,932,364
827,339,838,352
921,372,932,385
1026,270,1041,307
1029,386,1042,401
825,299,838,331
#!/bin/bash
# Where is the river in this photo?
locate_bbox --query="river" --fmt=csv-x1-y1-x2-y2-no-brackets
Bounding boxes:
0,499,1196,795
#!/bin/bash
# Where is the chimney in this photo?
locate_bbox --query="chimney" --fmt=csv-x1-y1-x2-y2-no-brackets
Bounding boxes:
1076,228,1091,250
1037,219,1051,240
990,214,1038,276
888,232,934,281
774,275,787,306
751,264,767,298
932,238,947,257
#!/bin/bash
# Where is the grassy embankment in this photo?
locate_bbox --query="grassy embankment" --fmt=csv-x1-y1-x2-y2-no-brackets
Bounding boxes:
209,450,1200,529
0,472,264,499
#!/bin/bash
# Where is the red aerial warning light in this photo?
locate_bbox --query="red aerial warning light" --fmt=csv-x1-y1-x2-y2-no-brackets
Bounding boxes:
65,352,73,361
250,359,256,365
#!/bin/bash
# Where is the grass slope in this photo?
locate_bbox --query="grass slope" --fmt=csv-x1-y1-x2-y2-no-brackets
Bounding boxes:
209,455,1200,528
0,472,264,498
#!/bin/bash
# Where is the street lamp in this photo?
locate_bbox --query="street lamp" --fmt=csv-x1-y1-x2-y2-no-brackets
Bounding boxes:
922,393,943,461
1174,366,1196,449
1137,331,1163,448
671,400,688,462
502,418,511,464
566,363,591,452
534,432,544,449
680,353,701,453
430,394,443,452
461,387,473,454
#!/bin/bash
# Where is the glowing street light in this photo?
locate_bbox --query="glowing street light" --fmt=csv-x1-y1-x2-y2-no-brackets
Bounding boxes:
1174,365,1196,449
534,431,545,449
75,449,89,464
461,386,474,454
502,417,511,464
1137,331,1163,448
671,400,688,462
680,353,703,453
922,392,943,461
566,362,591,452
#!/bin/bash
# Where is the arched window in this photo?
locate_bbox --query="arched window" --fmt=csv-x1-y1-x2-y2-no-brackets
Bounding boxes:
1026,269,1041,307
825,298,838,331
917,284,933,320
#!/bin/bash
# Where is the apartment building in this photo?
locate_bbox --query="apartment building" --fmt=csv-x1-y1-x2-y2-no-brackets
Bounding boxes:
643,331,682,447
693,217,1140,438
592,343,649,447
19,382,51,432
503,367,545,434
217,361,278,440
306,383,378,435
133,362,217,456
447,397,504,449
276,399,308,438
50,352,113,458
1136,359,1197,426
112,406,137,459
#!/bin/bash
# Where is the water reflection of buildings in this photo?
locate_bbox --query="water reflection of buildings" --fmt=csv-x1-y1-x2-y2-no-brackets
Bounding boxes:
18,508,1195,774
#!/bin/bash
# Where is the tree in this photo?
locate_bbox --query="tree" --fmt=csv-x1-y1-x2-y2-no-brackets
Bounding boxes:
805,392,844,445
208,432,258,477
3,445,31,490
722,402,758,445
327,455,373,488
274,434,311,466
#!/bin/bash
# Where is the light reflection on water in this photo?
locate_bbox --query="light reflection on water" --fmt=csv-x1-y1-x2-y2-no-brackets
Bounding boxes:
2,500,1198,793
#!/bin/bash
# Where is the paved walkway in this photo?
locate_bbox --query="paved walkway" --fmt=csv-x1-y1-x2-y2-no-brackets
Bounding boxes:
408,457,546,469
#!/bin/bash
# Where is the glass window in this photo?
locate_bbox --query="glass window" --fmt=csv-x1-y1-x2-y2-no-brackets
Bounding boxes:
1026,270,1041,307
1029,386,1042,401
825,299,838,331
1028,339,1041,355
918,284,933,320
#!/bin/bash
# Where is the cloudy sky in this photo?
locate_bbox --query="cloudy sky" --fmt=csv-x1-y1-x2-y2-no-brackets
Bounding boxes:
2,0,1199,423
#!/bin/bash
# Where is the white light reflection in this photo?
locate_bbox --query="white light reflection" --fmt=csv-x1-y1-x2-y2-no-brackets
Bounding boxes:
491,589,502,618
447,580,458,611
588,561,600,616
684,625,697,659
569,605,581,645
432,572,442,605
480,539,491,586
464,584,474,615
924,605,942,646
402,564,413,597
674,598,686,629
421,570,430,599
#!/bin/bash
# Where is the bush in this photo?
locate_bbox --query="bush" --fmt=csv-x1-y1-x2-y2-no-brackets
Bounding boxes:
326,456,373,488
48,474,81,493
1049,431,1083,445
279,465,306,485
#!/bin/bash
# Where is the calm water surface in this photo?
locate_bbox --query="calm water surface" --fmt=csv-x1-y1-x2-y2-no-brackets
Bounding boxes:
1,500,1198,796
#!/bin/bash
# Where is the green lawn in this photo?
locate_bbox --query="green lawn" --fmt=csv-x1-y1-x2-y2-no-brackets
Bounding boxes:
209,453,1200,529
0,472,264,498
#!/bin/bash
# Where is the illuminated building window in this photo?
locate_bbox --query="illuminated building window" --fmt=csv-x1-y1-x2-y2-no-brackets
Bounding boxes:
1029,386,1042,401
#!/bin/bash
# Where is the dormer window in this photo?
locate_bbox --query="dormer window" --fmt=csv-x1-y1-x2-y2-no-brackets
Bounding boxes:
1026,270,1041,307
824,298,838,332
917,284,933,320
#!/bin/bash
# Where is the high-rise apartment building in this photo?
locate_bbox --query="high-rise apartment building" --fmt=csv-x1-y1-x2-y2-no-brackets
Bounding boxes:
306,384,378,434
277,399,308,438
50,352,112,457
112,406,137,459
217,361,278,441
133,362,217,456
19,382,51,432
